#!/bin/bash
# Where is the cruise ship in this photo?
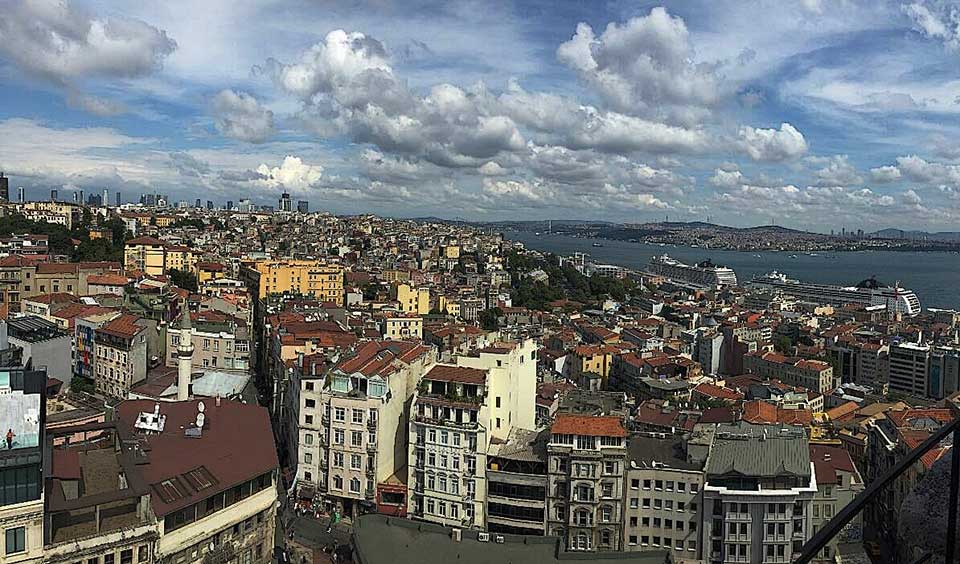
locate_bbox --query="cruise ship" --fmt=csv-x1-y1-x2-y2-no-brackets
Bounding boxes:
646,255,739,288
750,272,921,316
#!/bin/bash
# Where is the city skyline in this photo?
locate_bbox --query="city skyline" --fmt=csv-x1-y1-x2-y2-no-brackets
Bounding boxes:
2,1,960,230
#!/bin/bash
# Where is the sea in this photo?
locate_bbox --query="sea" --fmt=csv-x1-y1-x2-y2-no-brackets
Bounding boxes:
504,230,960,310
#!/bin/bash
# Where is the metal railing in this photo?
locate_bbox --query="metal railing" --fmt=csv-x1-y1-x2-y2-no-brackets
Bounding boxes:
795,417,959,564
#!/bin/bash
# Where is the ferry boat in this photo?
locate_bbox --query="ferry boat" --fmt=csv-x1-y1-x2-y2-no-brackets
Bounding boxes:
749,272,921,316
647,255,739,288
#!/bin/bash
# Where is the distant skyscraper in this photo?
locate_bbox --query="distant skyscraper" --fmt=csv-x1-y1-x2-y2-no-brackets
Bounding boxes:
297,200,309,213
103,189,109,206
116,191,121,206
0,172,8,201
17,186,24,203
226,200,233,210
195,198,202,208
79,189,84,204
50,189,58,201
73,191,79,203
206,200,213,210
279,192,292,212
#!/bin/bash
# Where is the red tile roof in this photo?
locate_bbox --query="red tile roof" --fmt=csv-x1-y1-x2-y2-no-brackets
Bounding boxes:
97,313,145,339
693,382,744,401
551,414,627,438
424,364,487,385
25,292,77,305
88,273,130,286
126,236,165,246
810,445,857,485
336,340,432,378
36,263,78,274
115,399,278,517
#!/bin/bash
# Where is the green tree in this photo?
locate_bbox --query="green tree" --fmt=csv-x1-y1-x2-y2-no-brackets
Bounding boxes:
168,268,198,292
72,238,121,262
773,335,793,353
479,307,502,330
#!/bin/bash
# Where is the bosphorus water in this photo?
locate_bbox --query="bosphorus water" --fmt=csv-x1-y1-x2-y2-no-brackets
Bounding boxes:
505,231,960,310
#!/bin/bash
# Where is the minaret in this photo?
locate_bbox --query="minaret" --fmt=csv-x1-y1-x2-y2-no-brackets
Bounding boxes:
176,307,194,401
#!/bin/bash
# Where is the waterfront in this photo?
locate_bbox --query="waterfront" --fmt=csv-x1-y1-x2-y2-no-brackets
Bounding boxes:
506,231,960,310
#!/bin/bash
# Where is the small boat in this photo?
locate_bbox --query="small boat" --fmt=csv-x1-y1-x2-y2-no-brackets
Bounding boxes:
592,242,603,247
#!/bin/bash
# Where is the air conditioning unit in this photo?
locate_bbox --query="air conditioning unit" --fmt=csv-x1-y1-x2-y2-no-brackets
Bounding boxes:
477,532,490,542
451,528,462,542
494,535,505,544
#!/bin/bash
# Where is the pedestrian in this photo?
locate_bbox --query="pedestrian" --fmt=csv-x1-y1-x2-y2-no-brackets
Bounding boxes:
5,428,14,450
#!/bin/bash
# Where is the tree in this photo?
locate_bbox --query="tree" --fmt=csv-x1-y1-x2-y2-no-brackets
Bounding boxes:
168,268,198,292
479,307,502,331
70,375,95,394
773,335,793,353
72,238,121,262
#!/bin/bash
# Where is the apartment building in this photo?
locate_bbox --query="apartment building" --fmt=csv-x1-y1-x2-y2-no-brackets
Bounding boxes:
887,342,931,398
808,446,864,563
380,313,423,340
294,340,435,518
701,422,815,564
407,364,491,528
74,309,122,380
94,314,152,399
113,399,277,564
248,259,345,305
624,434,704,563
743,352,835,393
166,312,251,371
395,283,430,315
163,244,197,273
546,413,628,552
0,369,46,564
486,428,549,535
0,259,122,313
124,237,166,275
455,340,538,441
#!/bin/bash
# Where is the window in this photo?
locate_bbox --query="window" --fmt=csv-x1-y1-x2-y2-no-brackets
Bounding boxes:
429,429,437,442
352,431,363,447
452,433,461,446
121,549,133,564
351,454,362,470
602,482,613,498
333,452,343,467
138,546,148,562
575,509,592,526
334,429,344,445
642,498,650,509
655,480,663,490
665,481,674,491
631,478,640,489
5,527,25,555
677,482,686,492
350,477,361,493
600,529,611,546
353,409,364,424
601,505,612,522
305,415,313,425
496,396,501,408
690,483,699,493
643,479,651,489
304,433,314,445
629,535,638,546
440,430,448,444
104,554,114,564
334,407,345,421
630,497,639,508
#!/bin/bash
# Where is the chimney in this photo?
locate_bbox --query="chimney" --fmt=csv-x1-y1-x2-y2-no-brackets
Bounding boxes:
176,304,194,401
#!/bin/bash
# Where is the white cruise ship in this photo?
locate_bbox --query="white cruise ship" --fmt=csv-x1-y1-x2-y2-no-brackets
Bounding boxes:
750,272,921,316
647,255,739,288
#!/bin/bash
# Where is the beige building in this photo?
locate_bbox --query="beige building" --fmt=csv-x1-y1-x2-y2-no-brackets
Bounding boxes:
624,434,704,562
248,259,345,305
381,313,423,340
124,237,167,276
743,351,835,393
166,312,251,371
395,283,430,315
94,314,150,399
295,341,435,518
809,446,864,563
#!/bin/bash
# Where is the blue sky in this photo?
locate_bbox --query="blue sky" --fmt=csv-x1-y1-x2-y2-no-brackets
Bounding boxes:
2,0,960,231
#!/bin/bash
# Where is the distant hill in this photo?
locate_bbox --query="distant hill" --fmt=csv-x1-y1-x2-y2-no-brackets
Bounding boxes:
871,228,960,241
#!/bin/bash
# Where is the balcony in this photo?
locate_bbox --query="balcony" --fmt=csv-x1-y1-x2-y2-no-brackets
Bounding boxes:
366,443,377,454
367,419,377,431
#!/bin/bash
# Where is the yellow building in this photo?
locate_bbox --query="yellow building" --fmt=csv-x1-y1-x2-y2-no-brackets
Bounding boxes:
124,236,166,276
153,215,176,228
396,283,430,315
195,261,226,284
443,245,460,259
163,245,196,273
252,259,344,305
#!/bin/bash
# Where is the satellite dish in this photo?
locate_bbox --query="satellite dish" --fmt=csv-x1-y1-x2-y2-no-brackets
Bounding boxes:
196,412,205,428
198,401,205,413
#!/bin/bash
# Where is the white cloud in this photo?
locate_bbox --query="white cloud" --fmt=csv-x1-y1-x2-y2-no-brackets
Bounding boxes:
479,162,507,176
895,155,960,185
870,165,903,183
708,167,744,188
808,155,863,186
254,156,324,194
212,90,275,143
0,0,175,113
738,123,808,161
557,7,719,123
903,2,960,51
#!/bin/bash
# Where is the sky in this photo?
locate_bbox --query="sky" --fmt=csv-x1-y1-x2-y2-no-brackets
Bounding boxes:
2,0,960,231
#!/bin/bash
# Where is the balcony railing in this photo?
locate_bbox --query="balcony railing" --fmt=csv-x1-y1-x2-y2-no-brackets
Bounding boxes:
795,416,959,564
